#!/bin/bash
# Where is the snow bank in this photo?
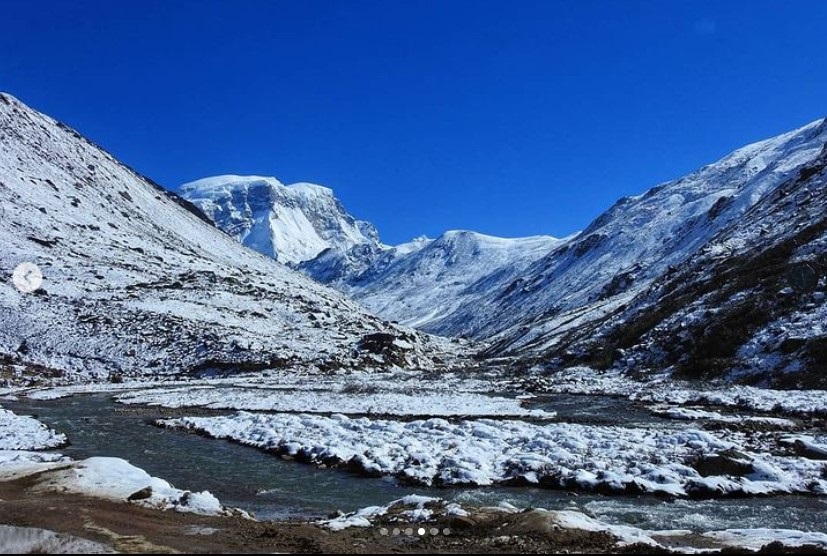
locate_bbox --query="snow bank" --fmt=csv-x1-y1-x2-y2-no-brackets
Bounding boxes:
0,407,66,450
702,528,827,550
543,367,827,416
649,405,796,427
0,450,69,481
161,411,827,497
28,456,226,515
117,386,554,418
0,524,115,554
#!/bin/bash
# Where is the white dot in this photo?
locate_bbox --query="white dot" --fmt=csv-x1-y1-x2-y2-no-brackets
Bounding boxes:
417,527,425,536
379,528,388,536
12,262,43,294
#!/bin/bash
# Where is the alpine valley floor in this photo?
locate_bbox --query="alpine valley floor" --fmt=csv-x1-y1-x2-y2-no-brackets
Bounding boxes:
2,366,827,554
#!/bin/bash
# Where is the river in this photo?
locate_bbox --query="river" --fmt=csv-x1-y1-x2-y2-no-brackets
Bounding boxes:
5,393,827,533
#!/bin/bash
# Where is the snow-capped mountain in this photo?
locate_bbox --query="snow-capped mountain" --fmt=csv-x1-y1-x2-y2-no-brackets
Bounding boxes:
182,175,561,331
178,114,826,385
0,93,455,382
180,175,383,265
303,231,563,329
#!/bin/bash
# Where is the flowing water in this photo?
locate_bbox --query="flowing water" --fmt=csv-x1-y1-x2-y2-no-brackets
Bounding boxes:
5,394,827,532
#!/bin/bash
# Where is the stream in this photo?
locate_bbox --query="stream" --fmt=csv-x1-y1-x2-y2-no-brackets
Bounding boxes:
5,393,827,533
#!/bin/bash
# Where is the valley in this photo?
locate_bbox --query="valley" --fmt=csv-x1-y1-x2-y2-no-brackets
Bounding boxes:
1,92,826,553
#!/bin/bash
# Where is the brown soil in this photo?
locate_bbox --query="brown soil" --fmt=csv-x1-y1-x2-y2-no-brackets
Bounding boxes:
2,474,824,554
0,473,638,554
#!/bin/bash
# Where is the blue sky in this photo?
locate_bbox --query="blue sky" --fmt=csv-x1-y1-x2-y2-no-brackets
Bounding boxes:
3,1,826,244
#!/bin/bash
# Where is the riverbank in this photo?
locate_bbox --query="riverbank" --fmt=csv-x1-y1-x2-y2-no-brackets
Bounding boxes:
0,473,639,554
4,473,827,554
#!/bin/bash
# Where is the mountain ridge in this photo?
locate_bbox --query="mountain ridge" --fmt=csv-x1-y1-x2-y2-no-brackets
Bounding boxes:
180,114,827,385
0,92,456,383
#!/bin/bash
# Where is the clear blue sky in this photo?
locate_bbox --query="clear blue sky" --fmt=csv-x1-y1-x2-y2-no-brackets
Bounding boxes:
3,1,826,244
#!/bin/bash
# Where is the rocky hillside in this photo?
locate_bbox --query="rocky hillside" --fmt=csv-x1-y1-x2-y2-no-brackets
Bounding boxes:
0,93,457,385
558,141,827,387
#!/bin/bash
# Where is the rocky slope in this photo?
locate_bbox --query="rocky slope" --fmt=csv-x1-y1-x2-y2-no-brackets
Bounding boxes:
0,93,457,384
559,140,827,387
434,118,827,361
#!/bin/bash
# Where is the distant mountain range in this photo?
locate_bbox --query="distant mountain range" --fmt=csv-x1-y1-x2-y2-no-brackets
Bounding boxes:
183,118,827,386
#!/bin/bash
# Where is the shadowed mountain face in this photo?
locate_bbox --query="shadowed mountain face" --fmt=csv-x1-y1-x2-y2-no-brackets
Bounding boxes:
559,141,827,388
0,93,455,381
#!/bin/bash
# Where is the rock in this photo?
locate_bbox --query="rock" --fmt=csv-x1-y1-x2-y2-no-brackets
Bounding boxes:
693,449,754,477
357,333,410,366
127,486,153,501
791,439,827,460
448,515,478,530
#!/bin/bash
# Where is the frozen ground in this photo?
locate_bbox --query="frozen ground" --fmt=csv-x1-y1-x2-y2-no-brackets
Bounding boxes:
116,386,553,418
527,366,827,416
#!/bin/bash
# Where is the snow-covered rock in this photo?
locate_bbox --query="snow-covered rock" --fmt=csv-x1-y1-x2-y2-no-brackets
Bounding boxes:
0,407,66,450
29,456,227,515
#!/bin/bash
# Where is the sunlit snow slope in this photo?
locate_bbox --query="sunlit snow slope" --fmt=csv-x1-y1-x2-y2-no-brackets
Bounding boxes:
0,93,453,382
461,118,827,367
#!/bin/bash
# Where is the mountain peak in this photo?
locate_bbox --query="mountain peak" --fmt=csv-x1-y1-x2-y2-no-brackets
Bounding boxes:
287,182,335,197
181,174,382,265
